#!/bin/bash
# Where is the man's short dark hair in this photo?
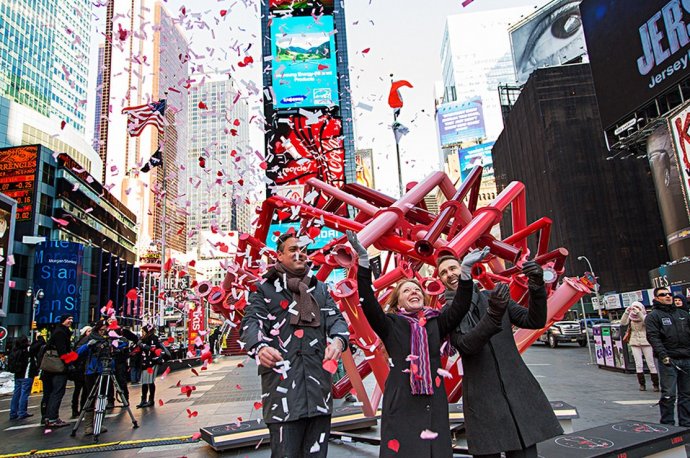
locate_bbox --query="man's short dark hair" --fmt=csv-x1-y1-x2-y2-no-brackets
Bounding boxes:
276,232,297,252
654,287,670,297
436,254,460,269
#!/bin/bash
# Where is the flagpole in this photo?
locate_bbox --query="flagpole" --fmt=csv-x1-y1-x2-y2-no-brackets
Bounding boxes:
391,73,404,197
158,146,167,331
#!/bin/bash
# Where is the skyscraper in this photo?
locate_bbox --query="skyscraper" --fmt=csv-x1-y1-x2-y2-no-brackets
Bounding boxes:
186,77,251,250
0,0,100,177
0,0,91,133
105,0,189,256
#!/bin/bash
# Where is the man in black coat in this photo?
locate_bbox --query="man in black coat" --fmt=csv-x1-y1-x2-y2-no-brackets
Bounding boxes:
437,255,562,458
43,314,73,428
240,233,349,457
645,286,690,426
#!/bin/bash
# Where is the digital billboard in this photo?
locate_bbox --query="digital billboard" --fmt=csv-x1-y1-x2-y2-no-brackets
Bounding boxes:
437,98,486,147
0,145,38,222
459,142,495,182
266,109,345,191
510,0,587,85
270,0,334,10
580,0,690,129
0,194,16,318
271,15,339,109
33,241,84,324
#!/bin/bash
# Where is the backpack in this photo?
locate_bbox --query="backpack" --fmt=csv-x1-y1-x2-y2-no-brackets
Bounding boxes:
7,347,22,373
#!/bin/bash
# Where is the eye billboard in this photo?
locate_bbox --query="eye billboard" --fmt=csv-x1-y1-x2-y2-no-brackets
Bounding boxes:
271,15,339,109
580,0,690,129
510,0,587,85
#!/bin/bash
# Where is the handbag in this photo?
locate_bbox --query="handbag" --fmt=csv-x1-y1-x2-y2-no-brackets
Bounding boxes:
39,349,66,373
623,326,632,344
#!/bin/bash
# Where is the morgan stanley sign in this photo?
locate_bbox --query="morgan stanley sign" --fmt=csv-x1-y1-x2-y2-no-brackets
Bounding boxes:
581,0,690,129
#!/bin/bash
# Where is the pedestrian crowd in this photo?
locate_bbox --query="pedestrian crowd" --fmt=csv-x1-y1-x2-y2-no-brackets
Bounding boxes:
5,315,171,435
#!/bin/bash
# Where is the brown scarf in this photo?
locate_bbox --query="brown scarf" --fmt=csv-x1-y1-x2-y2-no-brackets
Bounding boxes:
274,263,321,327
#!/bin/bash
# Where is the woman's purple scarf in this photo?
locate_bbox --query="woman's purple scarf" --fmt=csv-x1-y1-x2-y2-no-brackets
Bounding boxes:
397,308,442,395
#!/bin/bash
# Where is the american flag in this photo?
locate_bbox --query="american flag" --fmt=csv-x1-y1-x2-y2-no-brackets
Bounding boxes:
122,99,167,137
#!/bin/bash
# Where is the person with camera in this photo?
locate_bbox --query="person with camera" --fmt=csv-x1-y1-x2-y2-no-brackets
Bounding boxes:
134,324,168,408
70,325,91,418
75,320,111,435
41,314,74,428
105,319,138,409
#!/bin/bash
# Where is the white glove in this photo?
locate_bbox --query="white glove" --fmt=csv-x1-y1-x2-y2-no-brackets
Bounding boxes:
346,230,369,268
460,247,490,280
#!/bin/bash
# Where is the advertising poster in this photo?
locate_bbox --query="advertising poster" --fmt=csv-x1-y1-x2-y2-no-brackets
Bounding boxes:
355,148,375,188
510,0,587,85
33,241,84,324
270,0,334,10
647,124,690,259
602,325,615,367
437,98,486,147
188,302,205,348
593,325,605,365
266,110,345,195
0,194,15,317
580,0,690,128
0,145,38,222
266,221,343,250
458,142,495,182
271,15,339,109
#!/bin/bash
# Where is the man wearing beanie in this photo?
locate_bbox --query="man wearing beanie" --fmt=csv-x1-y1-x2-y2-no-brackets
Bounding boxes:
42,314,73,428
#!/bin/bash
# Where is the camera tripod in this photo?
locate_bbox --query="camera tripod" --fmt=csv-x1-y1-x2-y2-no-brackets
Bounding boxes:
70,361,139,442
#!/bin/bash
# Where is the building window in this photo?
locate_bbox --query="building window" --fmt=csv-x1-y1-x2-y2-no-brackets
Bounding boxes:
38,226,51,238
39,194,53,216
12,254,28,279
41,164,55,185
9,289,25,314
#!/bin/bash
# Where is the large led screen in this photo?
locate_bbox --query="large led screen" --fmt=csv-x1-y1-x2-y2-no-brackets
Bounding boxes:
266,110,345,190
271,15,339,109
459,142,495,182
270,0,334,10
0,145,38,222
510,0,587,85
580,0,690,129
33,241,84,324
437,98,486,147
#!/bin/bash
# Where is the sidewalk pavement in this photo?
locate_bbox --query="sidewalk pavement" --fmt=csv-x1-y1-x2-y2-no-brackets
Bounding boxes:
0,345,678,457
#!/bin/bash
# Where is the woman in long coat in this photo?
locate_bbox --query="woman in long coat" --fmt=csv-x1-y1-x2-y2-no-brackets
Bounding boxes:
451,262,563,457
349,231,484,457
621,301,658,391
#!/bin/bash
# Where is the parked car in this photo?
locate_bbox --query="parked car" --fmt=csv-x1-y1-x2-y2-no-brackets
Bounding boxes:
580,318,610,340
538,321,588,348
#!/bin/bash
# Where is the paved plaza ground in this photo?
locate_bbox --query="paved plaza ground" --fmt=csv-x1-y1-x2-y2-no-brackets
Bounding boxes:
0,344,679,457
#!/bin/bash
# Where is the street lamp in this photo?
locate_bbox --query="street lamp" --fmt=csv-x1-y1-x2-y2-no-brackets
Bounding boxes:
578,256,603,319
26,287,45,342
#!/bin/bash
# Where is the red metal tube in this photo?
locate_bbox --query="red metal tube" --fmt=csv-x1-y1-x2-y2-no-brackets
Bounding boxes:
306,178,379,216
501,217,552,258
437,182,525,259
372,262,413,290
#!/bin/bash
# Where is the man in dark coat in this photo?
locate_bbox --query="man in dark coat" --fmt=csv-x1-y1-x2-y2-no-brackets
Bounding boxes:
645,286,690,426
240,233,349,457
437,256,562,457
42,314,74,428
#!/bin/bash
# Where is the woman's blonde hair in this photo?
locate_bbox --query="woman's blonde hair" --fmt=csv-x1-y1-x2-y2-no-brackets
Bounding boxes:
385,278,428,312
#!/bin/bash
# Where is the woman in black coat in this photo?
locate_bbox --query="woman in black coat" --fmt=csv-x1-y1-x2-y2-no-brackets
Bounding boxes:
349,231,486,457
451,262,562,457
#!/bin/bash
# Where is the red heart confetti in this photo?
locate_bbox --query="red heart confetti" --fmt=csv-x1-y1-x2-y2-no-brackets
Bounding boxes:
387,439,400,452
279,300,289,310
294,329,304,338
253,401,262,410
158,399,164,406
322,359,338,374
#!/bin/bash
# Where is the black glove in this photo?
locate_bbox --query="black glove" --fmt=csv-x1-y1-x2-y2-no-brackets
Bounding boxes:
487,283,510,323
140,343,150,351
522,261,544,287
662,356,672,366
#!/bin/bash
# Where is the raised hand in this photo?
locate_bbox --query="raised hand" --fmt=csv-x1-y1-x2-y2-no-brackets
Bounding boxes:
346,230,369,268
521,260,544,287
487,282,511,324
459,247,490,280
